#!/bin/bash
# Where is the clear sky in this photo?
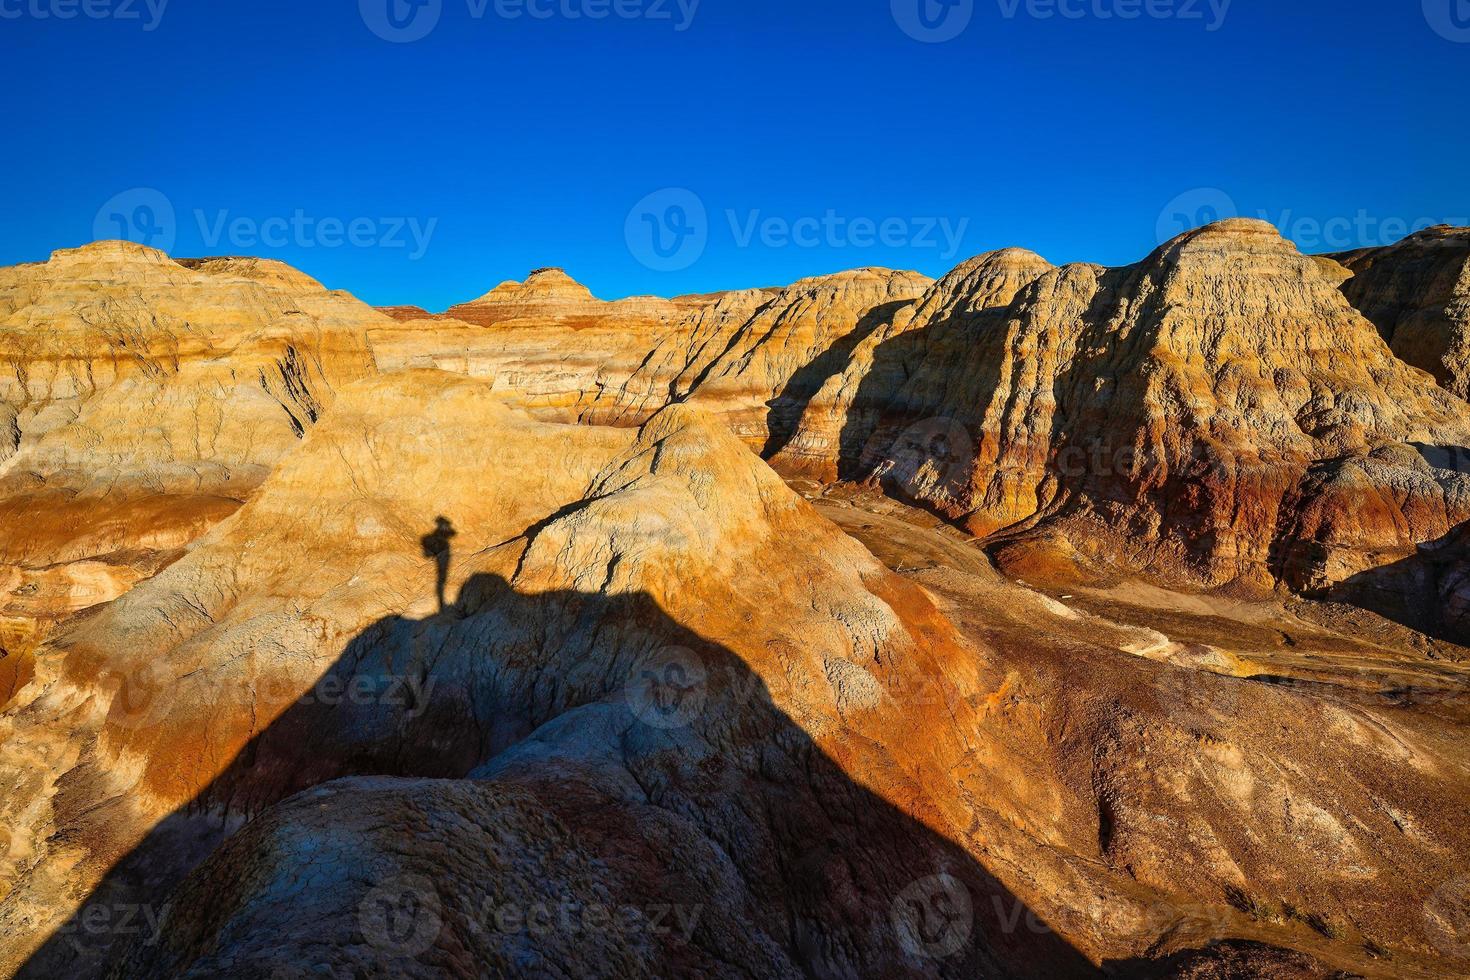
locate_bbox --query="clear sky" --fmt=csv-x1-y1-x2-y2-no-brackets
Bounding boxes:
2,0,1467,308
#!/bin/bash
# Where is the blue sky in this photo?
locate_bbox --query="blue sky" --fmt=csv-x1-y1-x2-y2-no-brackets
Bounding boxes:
2,0,1467,308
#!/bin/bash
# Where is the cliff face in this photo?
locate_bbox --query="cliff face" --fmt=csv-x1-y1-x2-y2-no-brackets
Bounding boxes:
3,231,1470,978
0,241,381,632
749,222,1470,602
768,248,1054,481
1333,225,1470,399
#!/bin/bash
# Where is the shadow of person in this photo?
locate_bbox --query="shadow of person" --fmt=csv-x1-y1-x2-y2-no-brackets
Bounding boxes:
20,559,1099,978
420,516,457,613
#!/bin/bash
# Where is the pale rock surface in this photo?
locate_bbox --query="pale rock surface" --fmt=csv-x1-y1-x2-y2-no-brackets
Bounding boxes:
0,241,381,650
793,222,1470,601
369,268,718,418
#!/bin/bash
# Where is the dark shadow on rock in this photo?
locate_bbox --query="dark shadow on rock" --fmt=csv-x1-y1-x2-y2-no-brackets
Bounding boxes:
760,300,915,461
1329,520,1470,647
1102,939,1340,979
20,523,1099,979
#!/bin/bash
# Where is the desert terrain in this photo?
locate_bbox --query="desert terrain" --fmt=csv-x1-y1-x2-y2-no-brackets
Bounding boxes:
1,223,1469,978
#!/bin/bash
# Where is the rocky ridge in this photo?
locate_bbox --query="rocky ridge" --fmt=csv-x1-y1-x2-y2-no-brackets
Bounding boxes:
2,229,1470,977
1333,225,1470,399
0,240,383,658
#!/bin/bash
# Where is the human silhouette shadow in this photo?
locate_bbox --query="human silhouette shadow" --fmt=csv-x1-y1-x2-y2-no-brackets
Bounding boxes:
19,524,1099,978
421,516,457,613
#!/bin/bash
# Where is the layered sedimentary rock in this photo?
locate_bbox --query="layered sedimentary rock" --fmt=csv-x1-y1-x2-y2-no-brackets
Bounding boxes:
368,268,714,418
594,268,933,450
0,371,1062,978
1333,225,1470,399
4,371,1466,979
759,221,1470,605
769,248,1054,480
0,241,381,636
1,233,1469,979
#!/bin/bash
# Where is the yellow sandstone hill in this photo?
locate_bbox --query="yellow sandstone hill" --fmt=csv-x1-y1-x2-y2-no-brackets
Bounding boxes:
2,229,1470,978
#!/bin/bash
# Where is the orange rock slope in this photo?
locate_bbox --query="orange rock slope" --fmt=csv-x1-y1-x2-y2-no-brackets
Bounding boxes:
1,226,1469,979
0,242,384,689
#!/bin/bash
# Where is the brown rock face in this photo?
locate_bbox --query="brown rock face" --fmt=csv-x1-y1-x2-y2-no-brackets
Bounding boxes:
768,248,1054,480
1333,225,1470,399
592,268,933,450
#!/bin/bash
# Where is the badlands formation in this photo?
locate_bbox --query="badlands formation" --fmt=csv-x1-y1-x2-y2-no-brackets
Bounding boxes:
0,225,1468,978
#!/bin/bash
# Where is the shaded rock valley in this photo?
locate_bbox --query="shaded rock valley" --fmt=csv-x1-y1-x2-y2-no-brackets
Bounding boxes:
2,227,1470,978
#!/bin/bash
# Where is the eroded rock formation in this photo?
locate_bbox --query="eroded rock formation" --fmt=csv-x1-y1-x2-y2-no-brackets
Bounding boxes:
1333,225,1470,399
2,228,1470,979
758,222,1470,609
0,241,383,682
